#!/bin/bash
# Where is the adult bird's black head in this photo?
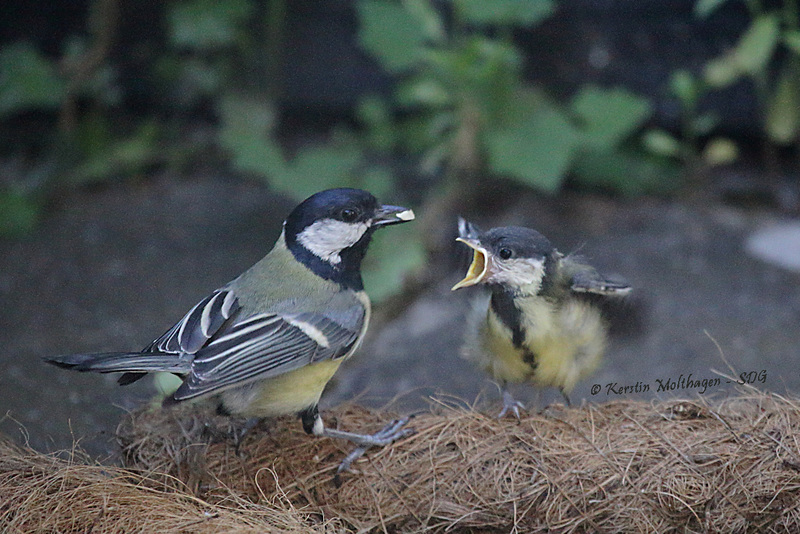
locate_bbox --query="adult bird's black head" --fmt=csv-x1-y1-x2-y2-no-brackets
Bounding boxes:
284,188,415,290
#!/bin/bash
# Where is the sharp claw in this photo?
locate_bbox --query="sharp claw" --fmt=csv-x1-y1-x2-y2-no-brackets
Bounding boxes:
352,417,414,446
229,417,261,454
368,417,414,444
498,391,525,419
337,445,369,475
332,417,415,482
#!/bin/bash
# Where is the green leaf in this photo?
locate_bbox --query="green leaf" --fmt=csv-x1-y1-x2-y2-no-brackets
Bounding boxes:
357,95,397,152
69,121,161,184
641,129,682,158
669,70,698,105
356,166,395,199
704,14,780,88
362,222,425,303
219,94,366,197
218,94,277,141
735,14,780,76
357,0,427,73
74,112,113,162
486,99,579,193
455,0,555,26
218,93,285,178
0,42,65,116
397,110,454,154
403,0,445,43
702,137,738,165
272,139,363,200
693,0,730,19
168,0,254,50
784,31,800,55
571,85,652,151
396,77,451,108
703,54,743,88
691,111,719,137
0,189,40,237
765,61,800,144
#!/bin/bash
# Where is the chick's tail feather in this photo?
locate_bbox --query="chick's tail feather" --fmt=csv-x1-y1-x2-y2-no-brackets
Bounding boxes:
44,352,190,385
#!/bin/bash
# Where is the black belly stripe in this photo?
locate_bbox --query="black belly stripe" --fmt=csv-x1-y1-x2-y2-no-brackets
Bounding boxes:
490,289,538,370
522,347,537,369
490,289,524,346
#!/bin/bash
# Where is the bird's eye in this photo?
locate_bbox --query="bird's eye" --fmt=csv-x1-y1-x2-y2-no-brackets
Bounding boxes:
498,247,513,260
340,208,359,222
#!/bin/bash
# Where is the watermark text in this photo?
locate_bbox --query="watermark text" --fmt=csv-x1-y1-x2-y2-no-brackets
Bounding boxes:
591,370,767,397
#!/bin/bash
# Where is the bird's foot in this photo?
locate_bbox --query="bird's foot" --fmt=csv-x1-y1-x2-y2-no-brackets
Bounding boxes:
498,390,526,420
231,417,262,454
560,389,572,407
336,445,370,477
325,417,415,479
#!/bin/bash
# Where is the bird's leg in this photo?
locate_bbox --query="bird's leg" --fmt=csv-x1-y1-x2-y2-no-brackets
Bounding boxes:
300,406,415,475
559,387,572,407
231,417,262,453
498,384,525,419
324,418,413,474
213,402,262,452
322,417,413,448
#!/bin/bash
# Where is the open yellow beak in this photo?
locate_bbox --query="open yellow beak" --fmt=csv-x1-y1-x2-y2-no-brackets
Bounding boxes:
452,238,491,290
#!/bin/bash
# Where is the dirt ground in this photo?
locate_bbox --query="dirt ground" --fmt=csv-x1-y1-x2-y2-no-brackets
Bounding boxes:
2,174,799,459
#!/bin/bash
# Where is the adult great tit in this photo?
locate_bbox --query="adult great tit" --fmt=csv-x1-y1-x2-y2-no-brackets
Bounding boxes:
452,218,631,418
46,188,415,469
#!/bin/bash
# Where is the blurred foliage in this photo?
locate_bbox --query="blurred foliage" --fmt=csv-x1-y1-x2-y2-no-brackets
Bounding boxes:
642,68,739,166
218,94,383,199
0,43,66,116
355,0,669,196
0,0,164,233
168,0,254,49
5,0,798,297
649,0,800,169
0,189,39,237
363,222,427,302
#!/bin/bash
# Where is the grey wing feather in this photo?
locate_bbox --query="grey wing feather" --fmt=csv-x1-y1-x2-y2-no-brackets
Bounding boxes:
146,288,240,354
115,288,239,386
45,351,191,374
570,267,631,296
172,308,363,401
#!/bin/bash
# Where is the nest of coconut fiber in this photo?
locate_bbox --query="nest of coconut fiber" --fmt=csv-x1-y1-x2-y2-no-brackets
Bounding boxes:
3,393,800,533
0,438,342,533
110,392,800,533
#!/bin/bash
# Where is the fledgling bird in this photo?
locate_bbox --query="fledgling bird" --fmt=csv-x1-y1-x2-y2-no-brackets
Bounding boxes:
45,188,415,471
452,218,631,418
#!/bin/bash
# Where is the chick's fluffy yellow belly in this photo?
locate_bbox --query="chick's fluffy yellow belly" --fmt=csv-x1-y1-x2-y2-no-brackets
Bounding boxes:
483,299,606,393
220,359,343,418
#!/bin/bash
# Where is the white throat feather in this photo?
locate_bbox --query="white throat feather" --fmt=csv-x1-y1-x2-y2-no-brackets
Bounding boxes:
296,219,370,265
491,257,546,294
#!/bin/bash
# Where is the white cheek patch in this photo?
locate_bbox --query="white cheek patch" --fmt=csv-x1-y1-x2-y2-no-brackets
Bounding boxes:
297,219,369,264
490,258,545,291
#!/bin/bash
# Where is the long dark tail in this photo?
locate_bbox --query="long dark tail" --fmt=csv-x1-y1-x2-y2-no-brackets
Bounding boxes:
44,352,190,385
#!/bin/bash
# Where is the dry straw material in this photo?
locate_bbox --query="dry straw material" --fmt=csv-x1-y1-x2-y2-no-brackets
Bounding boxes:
3,393,800,533
0,439,343,533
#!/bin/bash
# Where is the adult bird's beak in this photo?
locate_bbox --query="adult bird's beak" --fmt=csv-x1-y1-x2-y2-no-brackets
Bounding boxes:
452,238,491,290
372,204,416,226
